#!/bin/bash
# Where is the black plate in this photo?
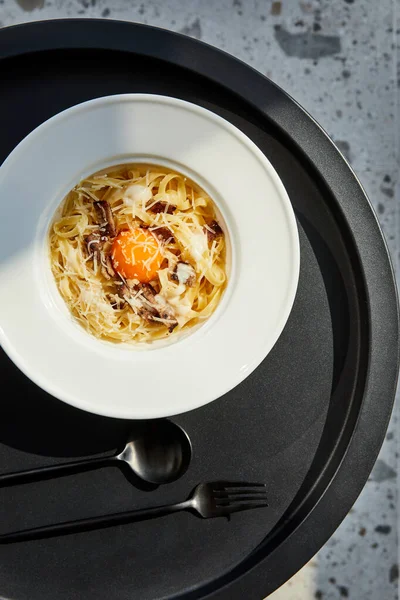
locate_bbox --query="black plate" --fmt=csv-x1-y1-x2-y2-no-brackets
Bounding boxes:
0,20,398,600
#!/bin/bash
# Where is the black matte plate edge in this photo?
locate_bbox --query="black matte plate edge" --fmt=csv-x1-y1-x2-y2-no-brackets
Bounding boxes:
0,19,398,600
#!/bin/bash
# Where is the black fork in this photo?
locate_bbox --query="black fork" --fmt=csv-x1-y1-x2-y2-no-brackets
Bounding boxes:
0,481,268,544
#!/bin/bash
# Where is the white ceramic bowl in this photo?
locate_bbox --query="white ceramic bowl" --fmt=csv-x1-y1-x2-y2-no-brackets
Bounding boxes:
0,95,299,419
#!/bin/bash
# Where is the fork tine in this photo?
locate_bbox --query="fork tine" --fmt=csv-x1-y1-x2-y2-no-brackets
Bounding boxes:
216,495,268,506
217,482,266,489
222,501,269,514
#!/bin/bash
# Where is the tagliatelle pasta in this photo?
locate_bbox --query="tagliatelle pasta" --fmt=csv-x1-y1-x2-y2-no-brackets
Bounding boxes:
49,163,227,344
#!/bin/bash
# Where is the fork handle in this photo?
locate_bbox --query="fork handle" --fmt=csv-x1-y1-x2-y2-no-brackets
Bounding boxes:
0,500,192,544
0,455,117,487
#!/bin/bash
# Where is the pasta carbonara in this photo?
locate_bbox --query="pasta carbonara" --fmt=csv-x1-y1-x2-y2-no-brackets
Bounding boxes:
49,163,227,344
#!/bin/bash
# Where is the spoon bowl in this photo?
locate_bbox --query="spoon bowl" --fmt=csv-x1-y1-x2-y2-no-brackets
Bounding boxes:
117,420,192,485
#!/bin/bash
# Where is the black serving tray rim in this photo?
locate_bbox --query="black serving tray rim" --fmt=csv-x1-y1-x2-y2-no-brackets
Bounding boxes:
0,19,398,600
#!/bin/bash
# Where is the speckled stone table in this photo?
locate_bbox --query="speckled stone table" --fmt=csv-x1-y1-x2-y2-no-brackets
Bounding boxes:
0,1,399,599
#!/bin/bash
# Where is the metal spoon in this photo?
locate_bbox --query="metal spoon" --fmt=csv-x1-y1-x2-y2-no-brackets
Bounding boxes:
0,420,192,486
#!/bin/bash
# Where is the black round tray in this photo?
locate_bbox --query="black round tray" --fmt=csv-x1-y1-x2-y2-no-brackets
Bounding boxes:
0,19,398,600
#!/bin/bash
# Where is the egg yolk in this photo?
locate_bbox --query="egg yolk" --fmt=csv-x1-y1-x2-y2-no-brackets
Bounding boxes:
111,228,162,283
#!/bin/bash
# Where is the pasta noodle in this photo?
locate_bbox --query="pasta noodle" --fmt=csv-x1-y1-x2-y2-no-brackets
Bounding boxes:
49,163,227,344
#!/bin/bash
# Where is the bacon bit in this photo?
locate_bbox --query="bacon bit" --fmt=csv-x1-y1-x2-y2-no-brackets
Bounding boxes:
119,281,178,332
101,253,116,280
107,293,126,310
171,262,196,287
86,201,117,277
94,200,116,237
85,232,115,279
85,232,102,259
148,201,176,214
205,220,223,242
151,227,175,244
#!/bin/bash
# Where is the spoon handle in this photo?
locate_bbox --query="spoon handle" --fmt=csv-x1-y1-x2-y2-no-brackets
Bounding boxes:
0,454,116,487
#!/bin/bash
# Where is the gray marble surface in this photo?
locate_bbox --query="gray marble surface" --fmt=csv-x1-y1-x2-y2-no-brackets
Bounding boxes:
0,1,399,599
